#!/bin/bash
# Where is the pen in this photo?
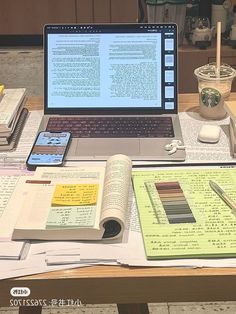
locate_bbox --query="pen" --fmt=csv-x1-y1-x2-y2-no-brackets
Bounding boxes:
209,180,236,216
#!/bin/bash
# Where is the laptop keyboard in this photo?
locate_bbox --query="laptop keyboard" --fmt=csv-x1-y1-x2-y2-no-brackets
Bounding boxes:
46,116,174,138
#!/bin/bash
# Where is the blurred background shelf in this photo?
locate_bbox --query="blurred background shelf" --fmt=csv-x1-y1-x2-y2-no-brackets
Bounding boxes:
0,0,236,94
179,44,236,93
0,0,138,36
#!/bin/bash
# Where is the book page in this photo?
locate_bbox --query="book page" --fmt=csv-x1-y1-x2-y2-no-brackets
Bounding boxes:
19,167,105,229
14,167,105,233
132,168,236,259
0,168,32,240
99,154,132,238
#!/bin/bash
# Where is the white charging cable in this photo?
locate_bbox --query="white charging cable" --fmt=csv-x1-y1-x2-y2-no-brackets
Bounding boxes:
165,140,185,155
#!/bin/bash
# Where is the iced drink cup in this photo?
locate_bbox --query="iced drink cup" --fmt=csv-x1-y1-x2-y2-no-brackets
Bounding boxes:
194,63,236,119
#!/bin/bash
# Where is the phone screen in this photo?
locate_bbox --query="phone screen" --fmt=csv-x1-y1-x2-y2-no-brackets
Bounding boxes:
26,131,71,169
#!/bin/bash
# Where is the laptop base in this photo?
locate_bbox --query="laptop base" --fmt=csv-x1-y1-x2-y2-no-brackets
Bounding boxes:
66,137,186,161
38,114,185,161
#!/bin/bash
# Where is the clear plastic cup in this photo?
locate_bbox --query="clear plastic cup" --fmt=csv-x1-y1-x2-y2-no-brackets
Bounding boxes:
194,63,236,119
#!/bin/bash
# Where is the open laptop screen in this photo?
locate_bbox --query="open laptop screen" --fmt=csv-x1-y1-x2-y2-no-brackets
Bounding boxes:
44,24,178,115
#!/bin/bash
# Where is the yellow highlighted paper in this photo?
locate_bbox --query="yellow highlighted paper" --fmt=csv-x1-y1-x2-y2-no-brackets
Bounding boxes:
51,184,99,206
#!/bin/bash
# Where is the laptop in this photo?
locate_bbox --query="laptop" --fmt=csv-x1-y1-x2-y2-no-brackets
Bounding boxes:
39,23,185,161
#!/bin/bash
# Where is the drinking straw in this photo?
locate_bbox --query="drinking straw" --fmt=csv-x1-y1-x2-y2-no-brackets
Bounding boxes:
216,21,221,77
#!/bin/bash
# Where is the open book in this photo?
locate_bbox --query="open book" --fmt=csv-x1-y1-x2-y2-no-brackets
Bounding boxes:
12,154,132,241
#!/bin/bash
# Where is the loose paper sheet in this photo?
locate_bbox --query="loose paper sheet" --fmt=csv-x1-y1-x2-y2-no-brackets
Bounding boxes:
0,176,19,219
0,168,32,240
179,112,233,162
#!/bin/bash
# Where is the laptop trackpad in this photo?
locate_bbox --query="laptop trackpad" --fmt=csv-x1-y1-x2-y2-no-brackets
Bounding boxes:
76,139,140,158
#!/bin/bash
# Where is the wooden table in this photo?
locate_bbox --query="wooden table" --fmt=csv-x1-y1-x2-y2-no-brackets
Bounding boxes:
1,93,236,314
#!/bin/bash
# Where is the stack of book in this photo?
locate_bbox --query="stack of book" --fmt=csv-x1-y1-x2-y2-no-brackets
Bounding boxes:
225,100,236,157
0,88,28,151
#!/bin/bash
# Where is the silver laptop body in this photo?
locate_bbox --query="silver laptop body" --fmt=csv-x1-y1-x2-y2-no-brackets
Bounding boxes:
40,23,185,161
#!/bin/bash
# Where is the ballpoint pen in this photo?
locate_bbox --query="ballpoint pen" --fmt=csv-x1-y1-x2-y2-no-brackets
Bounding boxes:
209,180,236,216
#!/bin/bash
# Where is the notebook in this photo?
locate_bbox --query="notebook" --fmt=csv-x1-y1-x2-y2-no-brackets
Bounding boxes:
38,23,185,161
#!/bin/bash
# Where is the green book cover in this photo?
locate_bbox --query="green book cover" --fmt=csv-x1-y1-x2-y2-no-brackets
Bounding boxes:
132,168,236,260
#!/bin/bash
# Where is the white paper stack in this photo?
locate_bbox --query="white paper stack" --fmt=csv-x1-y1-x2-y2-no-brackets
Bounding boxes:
0,241,30,260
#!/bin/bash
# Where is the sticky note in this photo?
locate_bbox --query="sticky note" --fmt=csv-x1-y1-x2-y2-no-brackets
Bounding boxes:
51,184,99,206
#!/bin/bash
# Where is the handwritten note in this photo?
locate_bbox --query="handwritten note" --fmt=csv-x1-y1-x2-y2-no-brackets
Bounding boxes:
46,205,97,228
132,168,236,260
47,184,99,228
51,184,99,206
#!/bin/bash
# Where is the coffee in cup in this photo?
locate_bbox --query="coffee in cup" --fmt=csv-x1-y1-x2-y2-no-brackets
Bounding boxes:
194,63,236,119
